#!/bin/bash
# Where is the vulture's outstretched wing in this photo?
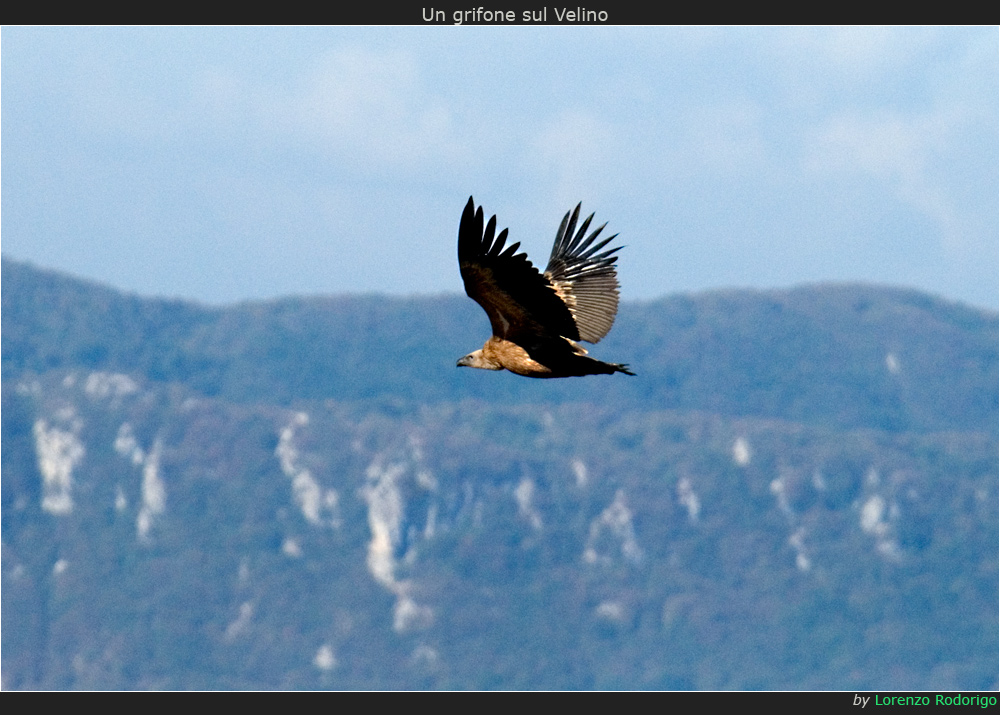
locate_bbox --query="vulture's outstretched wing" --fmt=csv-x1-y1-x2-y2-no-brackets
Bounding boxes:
458,197,580,343
543,203,622,344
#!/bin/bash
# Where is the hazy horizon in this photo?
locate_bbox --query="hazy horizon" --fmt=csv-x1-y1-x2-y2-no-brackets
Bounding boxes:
3,26,997,309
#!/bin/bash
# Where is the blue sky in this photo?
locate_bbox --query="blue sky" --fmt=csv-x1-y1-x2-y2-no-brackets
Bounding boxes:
3,26,997,309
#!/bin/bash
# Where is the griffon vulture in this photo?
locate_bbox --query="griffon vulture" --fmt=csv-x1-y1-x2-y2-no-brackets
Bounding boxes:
456,197,634,378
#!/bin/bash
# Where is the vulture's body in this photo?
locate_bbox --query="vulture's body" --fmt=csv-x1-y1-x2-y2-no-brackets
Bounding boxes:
456,197,634,378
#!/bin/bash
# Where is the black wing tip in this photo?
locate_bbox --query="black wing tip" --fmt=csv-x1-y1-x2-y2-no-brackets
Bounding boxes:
460,196,519,259
463,196,485,228
552,203,623,255
460,196,480,227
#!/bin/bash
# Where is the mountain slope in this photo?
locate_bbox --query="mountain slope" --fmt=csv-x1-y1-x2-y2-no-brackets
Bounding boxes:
4,258,996,432
2,258,996,690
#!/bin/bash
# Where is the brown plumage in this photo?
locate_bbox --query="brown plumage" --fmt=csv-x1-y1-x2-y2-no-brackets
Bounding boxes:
456,196,634,378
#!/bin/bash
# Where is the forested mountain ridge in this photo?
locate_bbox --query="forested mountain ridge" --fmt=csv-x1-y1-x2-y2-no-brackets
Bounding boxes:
2,257,996,690
4,258,995,433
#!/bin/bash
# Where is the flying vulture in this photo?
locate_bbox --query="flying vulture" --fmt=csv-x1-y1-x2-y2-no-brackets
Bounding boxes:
456,197,634,378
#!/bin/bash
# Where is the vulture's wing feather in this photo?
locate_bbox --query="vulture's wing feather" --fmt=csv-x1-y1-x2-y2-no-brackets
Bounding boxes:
458,197,579,342
544,203,622,343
